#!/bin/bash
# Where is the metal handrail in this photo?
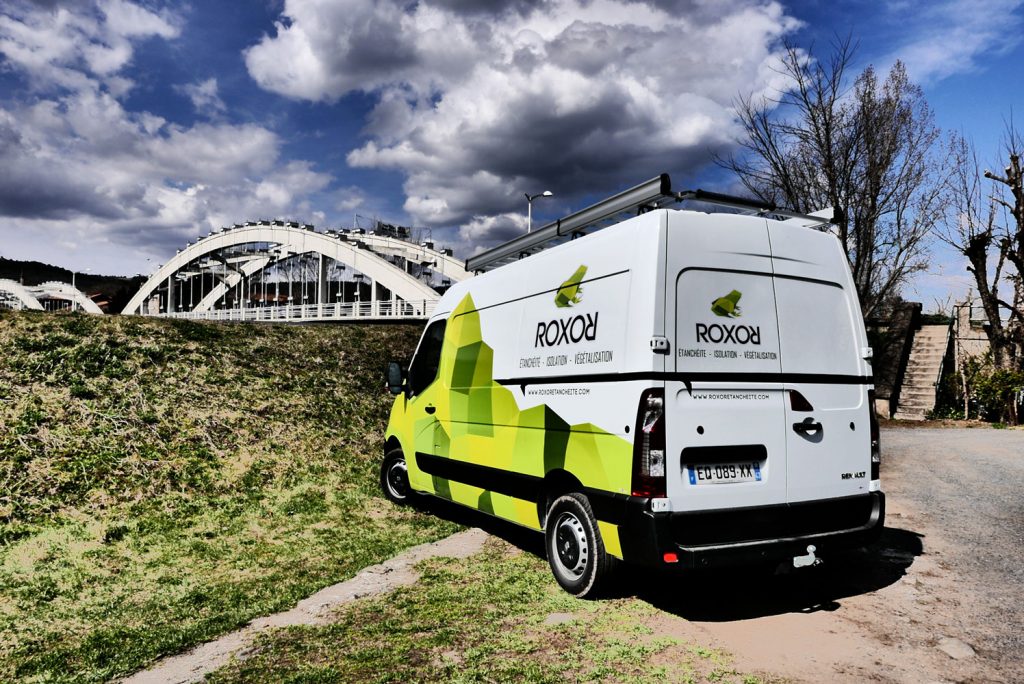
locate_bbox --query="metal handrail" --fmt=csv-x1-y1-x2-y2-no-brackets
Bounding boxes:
160,299,436,322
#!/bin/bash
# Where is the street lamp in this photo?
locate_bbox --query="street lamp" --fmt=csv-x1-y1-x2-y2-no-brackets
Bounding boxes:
71,268,90,312
525,190,553,233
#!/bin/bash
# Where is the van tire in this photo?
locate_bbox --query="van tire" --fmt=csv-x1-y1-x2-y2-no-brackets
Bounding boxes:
380,449,413,505
544,493,617,598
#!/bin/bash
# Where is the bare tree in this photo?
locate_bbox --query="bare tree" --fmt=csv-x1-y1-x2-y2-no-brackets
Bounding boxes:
720,38,948,317
943,128,1024,372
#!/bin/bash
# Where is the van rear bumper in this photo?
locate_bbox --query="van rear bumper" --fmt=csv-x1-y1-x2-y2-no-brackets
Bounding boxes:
616,491,884,569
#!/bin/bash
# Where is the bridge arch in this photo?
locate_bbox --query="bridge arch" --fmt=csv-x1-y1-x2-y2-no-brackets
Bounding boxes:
123,221,468,317
31,281,105,314
0,279,44,311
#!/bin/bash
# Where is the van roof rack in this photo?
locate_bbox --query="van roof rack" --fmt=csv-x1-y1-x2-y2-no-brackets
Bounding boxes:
464,173,832,273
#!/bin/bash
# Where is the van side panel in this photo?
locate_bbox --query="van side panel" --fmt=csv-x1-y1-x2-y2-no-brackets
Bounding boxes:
388,215,668,552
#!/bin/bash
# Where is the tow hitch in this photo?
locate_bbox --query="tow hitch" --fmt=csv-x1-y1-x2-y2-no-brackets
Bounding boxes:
792,545,821,569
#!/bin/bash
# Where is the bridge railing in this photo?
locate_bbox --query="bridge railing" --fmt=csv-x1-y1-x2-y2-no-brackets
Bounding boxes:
161,299,436,322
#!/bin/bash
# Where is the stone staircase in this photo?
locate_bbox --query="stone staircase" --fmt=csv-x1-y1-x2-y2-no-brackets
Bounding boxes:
893,325,950,420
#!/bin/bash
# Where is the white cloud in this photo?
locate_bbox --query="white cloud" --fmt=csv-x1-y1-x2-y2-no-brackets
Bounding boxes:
0,0,182,93
333,186,368,212
99,0,179,40
458,213,529,254
246,0,802,251
176,78,227,116
883,0,1024,83
0,2,334,275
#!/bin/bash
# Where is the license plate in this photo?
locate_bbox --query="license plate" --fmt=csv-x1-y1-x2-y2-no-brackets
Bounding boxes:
686,462,762,485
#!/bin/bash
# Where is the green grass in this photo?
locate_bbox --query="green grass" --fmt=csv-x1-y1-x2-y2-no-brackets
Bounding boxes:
0,310,459,682
207,538,772,684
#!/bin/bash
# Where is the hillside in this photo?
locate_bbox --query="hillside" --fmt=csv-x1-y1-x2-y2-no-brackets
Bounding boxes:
0,257,145,312
0,311,457,682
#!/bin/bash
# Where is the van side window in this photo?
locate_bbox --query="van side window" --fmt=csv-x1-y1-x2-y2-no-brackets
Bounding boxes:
408,319,446,396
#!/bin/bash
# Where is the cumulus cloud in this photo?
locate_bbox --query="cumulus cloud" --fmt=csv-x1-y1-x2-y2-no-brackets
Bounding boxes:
246,0,801,250
0,1,333,275
0,0,181,92
458,213,529,254
0,89,331,266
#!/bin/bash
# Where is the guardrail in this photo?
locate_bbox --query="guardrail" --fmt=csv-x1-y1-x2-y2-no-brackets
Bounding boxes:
161,299,436,322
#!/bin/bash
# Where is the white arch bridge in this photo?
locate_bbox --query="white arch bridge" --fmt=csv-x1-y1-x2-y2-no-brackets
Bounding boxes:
0,279,104,314
123,221,470,322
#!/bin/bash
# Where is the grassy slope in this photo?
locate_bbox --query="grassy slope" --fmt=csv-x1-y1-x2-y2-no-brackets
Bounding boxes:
208,538,771,684
0,311,458,682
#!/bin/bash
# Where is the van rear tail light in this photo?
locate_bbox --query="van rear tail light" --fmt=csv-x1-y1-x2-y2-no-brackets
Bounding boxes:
868,389,881,480
632,388,667,497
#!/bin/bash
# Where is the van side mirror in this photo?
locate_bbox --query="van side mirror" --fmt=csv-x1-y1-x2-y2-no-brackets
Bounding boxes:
386,362,406,395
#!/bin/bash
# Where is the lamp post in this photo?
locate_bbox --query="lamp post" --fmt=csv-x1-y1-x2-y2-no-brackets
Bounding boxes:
71,268,90,312
525,190,553,232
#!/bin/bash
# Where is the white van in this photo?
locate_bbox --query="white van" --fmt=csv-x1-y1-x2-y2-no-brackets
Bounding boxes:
382,175,884,597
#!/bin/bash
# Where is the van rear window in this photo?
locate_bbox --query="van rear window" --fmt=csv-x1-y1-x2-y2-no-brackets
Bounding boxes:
774,279,859,375
675,269,782,374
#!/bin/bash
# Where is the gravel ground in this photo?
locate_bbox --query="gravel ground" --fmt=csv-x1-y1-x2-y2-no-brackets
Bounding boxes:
882,427,1024,678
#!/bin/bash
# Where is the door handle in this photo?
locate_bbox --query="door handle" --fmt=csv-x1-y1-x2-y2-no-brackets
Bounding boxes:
793,419,822,435
424,405,436,415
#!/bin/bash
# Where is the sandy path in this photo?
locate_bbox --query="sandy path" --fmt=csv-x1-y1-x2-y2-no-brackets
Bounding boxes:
120,528,488,684
631,432,1018,684
621,494,1001,683
655,496,983,683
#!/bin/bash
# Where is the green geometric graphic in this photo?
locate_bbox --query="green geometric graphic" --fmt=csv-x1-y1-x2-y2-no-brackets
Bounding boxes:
711,289,743,318
554,265,587,308
386,293,632,532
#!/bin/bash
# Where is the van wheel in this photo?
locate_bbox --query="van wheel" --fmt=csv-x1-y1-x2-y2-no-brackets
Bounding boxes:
545,493,616,598
380,450,412,505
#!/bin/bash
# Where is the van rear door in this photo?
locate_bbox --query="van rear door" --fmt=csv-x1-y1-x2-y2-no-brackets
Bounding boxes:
667,212,788,512
767,222,871,503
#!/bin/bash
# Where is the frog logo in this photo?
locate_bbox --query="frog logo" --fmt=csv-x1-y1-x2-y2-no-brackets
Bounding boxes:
711,290,742,318
554,265,587,308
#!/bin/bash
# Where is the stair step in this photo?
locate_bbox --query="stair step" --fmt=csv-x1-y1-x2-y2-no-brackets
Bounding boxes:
899,398,935,408
903,373,939,382
900,391,937,401
905,365,943,374
902,395,936,402
893,326,950,421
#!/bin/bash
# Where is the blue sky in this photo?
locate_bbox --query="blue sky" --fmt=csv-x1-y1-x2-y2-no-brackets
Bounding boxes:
0,0,1021,310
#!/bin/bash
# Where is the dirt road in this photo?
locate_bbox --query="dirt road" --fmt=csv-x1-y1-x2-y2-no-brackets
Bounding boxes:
630,426,1023,683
